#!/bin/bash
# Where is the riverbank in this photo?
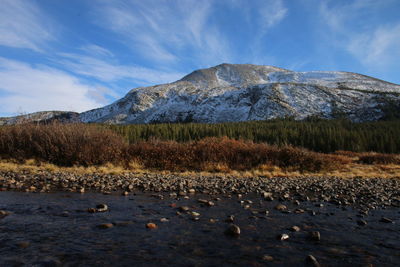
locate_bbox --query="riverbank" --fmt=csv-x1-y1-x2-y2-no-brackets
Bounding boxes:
1,170,399,211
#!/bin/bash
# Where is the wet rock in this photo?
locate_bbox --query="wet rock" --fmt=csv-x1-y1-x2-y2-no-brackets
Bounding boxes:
96,204,108,212
290,226,301,232
122,191,129,196
178,191,187,197
146,222,158,229
262,255,274,261
160,218,169,222
294,208,305,214
17,241,30,248
357,219,368,226
380,217,394,223
278,233,289,241
0,210,10,219
87,208,97,213
225,215,235,223
97,223,114,229
309,231,321,241
191,211,200,217
179,206,190,212
306,254,320,267
263,192,274,201
275,204,287,211
225,224,241,236
188,188,196,194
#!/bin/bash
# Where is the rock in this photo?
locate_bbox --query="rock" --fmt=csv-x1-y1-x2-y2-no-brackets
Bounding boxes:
262,255,274,261
309,231,321,241
178,191,187,197
294,208,305,214
87,208,97,213
188,188,196,194
0,210,10,218
146,223,158,229
17,241,30,248
97,223,113,229
122,191,129,196
191,211,201,217
160,218,169,222
290,226,301,232
278,233,289,241
96,204,108,212
197,199,208,204
263,192,274,201
275,204,287,211
179,206,190,212
380,217,394,223
78,188,85,193
306,255,320,267
357,219,368,226
207,201,215,207
225,224,241,236
225,215,235,223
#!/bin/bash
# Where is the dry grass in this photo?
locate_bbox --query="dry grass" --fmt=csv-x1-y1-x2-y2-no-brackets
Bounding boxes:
1,158,399,179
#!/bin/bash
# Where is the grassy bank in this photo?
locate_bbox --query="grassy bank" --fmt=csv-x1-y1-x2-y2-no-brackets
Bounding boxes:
0,123,399,176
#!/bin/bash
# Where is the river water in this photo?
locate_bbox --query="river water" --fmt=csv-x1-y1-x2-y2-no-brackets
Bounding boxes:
0,191,399,266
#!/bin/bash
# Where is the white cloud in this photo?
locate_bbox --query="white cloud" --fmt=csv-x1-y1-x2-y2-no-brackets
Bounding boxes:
57,53,184,85
347,24,400,66
318,0,400,68
94,0,233,65
258,0,288,34
0,57,104,114
0,0,54,51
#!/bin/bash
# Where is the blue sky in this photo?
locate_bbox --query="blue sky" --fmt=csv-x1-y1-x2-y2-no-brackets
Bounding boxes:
1,0,400,117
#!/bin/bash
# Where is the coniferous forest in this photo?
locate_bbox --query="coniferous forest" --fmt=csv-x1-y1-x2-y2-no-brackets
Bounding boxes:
104,119,400,154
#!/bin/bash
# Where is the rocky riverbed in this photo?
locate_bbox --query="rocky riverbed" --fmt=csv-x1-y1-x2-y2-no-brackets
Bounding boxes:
0,171,399,266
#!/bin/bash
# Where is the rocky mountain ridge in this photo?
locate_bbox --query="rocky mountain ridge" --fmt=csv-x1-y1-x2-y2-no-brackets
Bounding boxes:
2,64,400,124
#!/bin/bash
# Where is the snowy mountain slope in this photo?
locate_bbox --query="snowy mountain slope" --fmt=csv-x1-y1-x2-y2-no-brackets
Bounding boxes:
79,63,400,124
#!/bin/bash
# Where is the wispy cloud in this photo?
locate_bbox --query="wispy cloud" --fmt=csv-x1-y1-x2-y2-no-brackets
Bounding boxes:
57,53,184,86
94,0,233,65
258,0,288,34
318,0,400,69
0,57,104,114
0,0,54,51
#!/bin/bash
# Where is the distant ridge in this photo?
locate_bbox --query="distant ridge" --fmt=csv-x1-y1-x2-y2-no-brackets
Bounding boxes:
2,64,400,124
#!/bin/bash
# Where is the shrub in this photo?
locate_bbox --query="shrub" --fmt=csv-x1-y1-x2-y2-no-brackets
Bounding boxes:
0,123,128,166
358,153,400,165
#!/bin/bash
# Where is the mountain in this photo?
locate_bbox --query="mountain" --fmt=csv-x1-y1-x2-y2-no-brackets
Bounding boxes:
79,63,400,123
1,64,400,125
0,111,80,125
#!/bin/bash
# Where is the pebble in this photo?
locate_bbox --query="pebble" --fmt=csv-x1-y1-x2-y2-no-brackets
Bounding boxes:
97,223,113,229
225,224,241,236
306,255,321,267
309,231,321,241
290,226,301,232
225,215,235,222
188,189,196,194
191,211,200,217
146,223,158,229
0,210,10,218
262,255,274,261
380,217,394,223
17,241,30,248
179,206,190,212
160,218,169,222
357,219,368,226
278,233,289,241
275,204,287,211
96,204,108,212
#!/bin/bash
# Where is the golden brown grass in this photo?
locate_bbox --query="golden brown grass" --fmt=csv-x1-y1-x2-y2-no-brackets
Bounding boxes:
1,158,399,179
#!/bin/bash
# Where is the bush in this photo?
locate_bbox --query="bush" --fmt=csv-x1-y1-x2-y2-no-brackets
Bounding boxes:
0,123,128,166
358,153,400,165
